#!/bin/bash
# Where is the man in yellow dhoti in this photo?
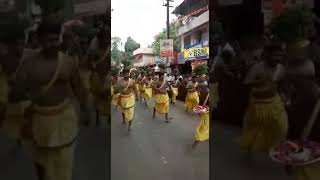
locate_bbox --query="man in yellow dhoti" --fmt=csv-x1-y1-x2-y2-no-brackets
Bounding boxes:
153,70,170,123
239,43,288,154
0,19,31,147
14,22,88,180
139,75,146,102
142,75,153,106
111,74,120,109
184,77,200,112
133,75,140,101
192,111,209,149
192,92,209,149
88,29,110,127
170,76,179,105
116,68,137,132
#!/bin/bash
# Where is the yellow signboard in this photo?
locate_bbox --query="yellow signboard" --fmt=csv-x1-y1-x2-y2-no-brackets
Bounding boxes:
183,47,209,59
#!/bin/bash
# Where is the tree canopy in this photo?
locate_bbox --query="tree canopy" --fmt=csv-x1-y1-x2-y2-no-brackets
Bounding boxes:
111,36,122,66
124,37,140,52
123,37,140,65
111,36,140,68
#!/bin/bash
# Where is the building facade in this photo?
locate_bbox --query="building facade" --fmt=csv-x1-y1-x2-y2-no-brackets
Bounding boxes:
133,48,155,67
173,0,209,72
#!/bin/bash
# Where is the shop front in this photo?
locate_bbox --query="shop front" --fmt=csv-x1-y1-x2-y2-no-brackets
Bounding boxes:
183,46,209,70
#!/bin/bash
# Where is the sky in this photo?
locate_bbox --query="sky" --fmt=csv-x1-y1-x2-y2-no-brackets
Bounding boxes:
111,0,184,49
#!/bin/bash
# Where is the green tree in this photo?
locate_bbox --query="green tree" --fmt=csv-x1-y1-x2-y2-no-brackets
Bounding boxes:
151,22,181,56
111,36,123,66
123,37,140,61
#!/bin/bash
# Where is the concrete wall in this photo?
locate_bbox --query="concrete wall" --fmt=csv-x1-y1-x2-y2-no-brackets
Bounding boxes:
177,10,209,36
134,54,155,67
179,23,209,51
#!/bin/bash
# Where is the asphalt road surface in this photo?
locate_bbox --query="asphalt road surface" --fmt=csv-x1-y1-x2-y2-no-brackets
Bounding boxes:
0,120,109,180
0,99,291,180
213,122,291,180
111,100,209,180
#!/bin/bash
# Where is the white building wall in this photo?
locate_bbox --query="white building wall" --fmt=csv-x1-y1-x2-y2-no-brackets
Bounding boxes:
133,54,155,67
177,10,209,36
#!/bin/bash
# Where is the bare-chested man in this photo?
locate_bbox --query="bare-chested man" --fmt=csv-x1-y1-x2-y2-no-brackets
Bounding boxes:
88,29,110,127
152,71,170,123
0,21,30,148
116,69,138,131
184,76,200,112
142,74,153,107
239,42,288,154
15,22,88,180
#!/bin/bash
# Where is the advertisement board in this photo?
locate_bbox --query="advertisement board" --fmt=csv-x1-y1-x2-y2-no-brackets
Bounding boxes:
183,47,209,60
160,39,174,58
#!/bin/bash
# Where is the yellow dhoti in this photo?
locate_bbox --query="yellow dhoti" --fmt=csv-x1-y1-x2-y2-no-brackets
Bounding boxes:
25,99,78,180
238,95,288,153
90,72,109,118
134,83,140,99
184,91,199,110
119,94,135,122
195,112,209,141
143,87,152,101
154,93,169,114
172,87,178,103
288,162,320,180
111,91,119,107
1,101,31,140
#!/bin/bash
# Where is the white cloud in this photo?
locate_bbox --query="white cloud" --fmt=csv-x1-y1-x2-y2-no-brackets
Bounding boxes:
111,0,184,48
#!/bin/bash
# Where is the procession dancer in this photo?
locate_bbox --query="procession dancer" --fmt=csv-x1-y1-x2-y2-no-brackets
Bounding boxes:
142,74,153,107
0,18,31,148
139,74,146,102
238,43,288,155
192,93,210,149
111,74,120,110
153,69,170,123
133,74,141,101
170,77,179,105
89,29,110,127
15,21,88,180
116,68,137,132
184,76,200,112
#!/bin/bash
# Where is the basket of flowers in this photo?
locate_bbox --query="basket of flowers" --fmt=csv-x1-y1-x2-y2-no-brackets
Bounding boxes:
193,105,209,114
270,99,320,166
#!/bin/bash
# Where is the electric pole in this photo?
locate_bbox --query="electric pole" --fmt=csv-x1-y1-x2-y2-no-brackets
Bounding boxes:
163,0,174,39
163,0,174,66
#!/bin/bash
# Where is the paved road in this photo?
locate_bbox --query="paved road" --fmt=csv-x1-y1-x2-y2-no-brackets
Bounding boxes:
111,100,209,180
0,123,109,180
213,122,291,180
0,99,291,180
